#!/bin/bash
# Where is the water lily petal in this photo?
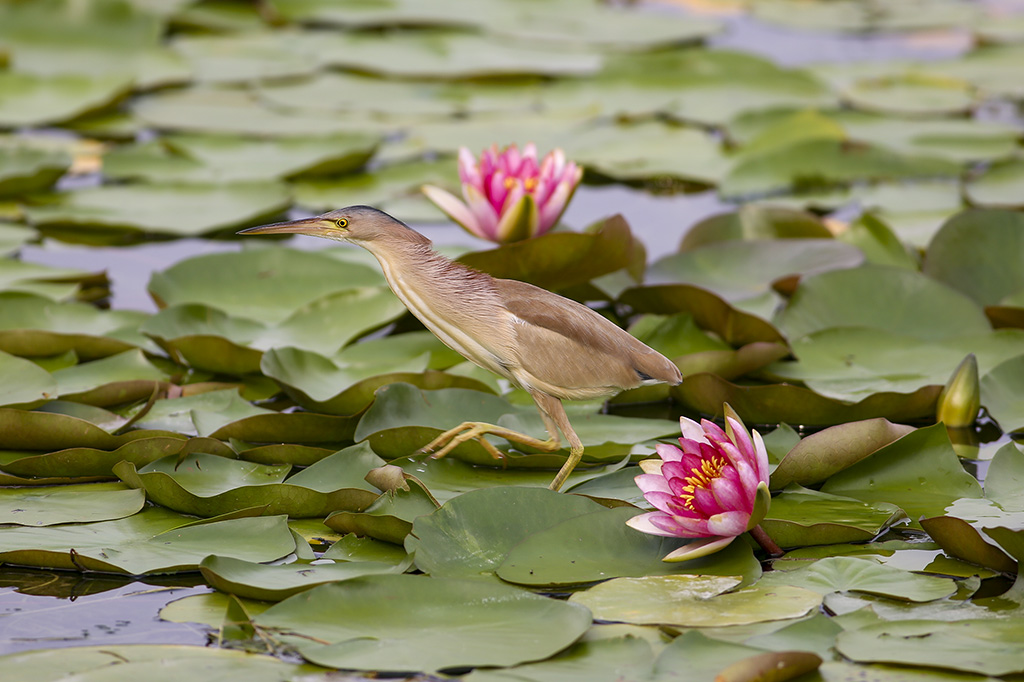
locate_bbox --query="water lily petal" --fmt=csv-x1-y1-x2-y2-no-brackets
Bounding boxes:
626,512,683,538
638,459,663,475
494,193,538,242
710,470,749,514
751,429,770,486
655,442,683,463
463,183,500,239
653,513,711,538
679,416,708,443
421,185,484,238
458,147,482,187
706,510,750,537
691,486,724,517
662,536,735,562
635,472,671,495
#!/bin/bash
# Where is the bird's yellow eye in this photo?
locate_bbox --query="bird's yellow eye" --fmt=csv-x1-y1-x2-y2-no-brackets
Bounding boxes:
335,218,348,229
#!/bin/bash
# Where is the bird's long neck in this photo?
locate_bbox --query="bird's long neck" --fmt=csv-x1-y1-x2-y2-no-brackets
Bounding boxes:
360,238,509,375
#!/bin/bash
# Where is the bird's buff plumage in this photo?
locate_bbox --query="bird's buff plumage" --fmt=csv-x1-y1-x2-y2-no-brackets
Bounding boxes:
239,206,683,491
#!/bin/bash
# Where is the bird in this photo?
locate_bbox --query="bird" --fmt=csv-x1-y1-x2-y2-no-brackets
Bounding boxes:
239,206,682,491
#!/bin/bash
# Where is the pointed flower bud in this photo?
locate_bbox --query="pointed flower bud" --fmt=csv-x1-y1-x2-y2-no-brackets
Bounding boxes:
937,353,980,429
422,143,582,243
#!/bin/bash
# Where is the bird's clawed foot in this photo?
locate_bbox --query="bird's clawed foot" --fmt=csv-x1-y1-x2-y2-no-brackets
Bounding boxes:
419,421,560,463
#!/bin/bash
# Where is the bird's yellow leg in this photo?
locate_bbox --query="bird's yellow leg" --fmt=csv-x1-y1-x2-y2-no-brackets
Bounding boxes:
420,421,560,461
534,395,585,492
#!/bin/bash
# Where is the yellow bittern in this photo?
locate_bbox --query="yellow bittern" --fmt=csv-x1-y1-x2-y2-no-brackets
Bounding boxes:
240,206,682,491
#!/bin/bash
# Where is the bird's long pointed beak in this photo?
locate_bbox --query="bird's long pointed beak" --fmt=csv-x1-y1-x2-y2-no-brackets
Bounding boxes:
237,216,328,236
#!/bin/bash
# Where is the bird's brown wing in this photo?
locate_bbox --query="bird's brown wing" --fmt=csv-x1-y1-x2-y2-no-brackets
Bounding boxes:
497,279,681,399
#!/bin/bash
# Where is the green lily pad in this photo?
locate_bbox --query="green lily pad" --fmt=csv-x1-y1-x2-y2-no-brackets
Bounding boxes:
671,372,941,426
0,507,295,574
123,388,271,437
843,74,974,116
497,506,762,587
0,644,325,681
924,209,1024,307
25,181,290,238
771,419,916,489
570,576,820,628
0,140,71,197
919,515,1018,574
0,482,145,526
326,477,439,545
762,485,906,547
306,30,602,79
198,553,411,602
981,354,1024,434
619,284,787,347
776,264,991,342
115,445,383,518
646,238,863,307
0,349,58,408
171,32,318,84
964,159,1024,209
458,215,641,292
0,292,147,360
0,405,180,452
0,435,207,478
52,348,168,406
821,424,983,526
148,247,384,324
462,633,657,682
721,139,959,199
761,556,957,602
106,132,379,183
0,72,131,127
679,205,833,251
254,574,593,672
410,486,606,579
835,619,1024,676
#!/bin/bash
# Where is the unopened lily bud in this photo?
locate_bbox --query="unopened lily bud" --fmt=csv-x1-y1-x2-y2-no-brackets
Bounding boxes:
937,354,980,429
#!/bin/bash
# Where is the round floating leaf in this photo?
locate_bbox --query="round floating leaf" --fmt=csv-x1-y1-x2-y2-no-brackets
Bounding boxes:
0,292,146,360
0,72,131,127
776,265,991,342
0,507,295,574
199,554,410,602
0,349,57,408
306,30,602,79
843,74,973,116
721,139,959,199
26,181,290,238
52,348,168,406
461,634,657,682
570,576,820,628
0,644,325,681
671,373,941,427
0,435,205,478
924,209,1024,307
771,419,915,489
835,619,1024,676
964,159,1024,209
919,515,1018,574
762,486,906,547
619,284,787,347
761,556,957,602
457,215,640,292
497,506,762,587
115,446,382,518
0,142,71,197
148,247,384,324
326,478,439,545
171,32,318,84
0,482,144,526
254,574,593,672
410,486,606,579
821,424,983,525
647,239,863,305
680,205,832,251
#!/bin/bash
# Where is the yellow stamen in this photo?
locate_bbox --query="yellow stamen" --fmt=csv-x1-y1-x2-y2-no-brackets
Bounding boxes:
679,455,726,510
524,177,538,191
504,177,517,190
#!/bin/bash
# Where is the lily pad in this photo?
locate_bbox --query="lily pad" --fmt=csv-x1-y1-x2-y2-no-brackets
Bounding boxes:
148,247,384,324
835,619,1024,676
964,159,1024,210
776,264,991,342
171,32,318,84
410,486,605,579
771,419,916,489
0,482,145,526
52,348,168,406
25,181,291,238
0,507,295,574
761,556,957,602
569,576,821,628
254,574,593,672
0,349,58,408
497,506,762,587
115,445,383,518
326,477,439,545
198,553,410,602
0,72,131,127
762,486,906,547
821,424,983,525
679,205,833,251
0,140,71,197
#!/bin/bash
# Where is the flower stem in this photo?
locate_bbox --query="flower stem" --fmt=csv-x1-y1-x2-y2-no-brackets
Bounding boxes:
750,525,783,558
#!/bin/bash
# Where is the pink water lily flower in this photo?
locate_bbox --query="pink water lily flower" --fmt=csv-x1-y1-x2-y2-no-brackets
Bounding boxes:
627,414,772,562
422,143,583,243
